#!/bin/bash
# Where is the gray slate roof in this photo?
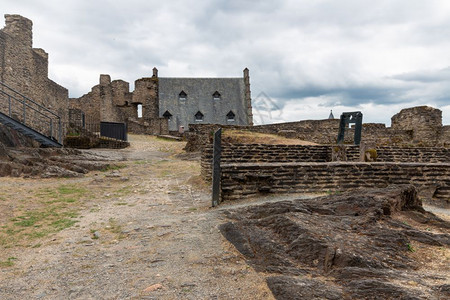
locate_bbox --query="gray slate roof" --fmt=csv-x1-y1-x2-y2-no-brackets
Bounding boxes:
159,77,248,131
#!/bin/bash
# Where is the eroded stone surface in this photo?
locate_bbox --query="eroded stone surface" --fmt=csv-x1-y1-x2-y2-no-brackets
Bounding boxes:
220,185,450,299
0,147,112,177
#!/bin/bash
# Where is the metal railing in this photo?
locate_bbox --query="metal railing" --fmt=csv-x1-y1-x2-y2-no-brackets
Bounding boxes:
0,80,62,143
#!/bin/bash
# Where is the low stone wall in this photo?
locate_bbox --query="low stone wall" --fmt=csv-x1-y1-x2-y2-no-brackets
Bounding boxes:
201,144,345,181
220,162,450,207
201,144,450,181
126,118,169,135
186,121,416,153
376,146,450,162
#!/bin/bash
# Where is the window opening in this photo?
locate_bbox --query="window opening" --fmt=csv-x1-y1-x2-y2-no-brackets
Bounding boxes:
195,111,204,121
163,110,172,120
226,111,235,121
179,90,187,101
137,104,143,118
212,91,221,100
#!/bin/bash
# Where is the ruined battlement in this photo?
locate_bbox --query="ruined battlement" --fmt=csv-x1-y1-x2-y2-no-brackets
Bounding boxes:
0,14,68,133
2,15,32,47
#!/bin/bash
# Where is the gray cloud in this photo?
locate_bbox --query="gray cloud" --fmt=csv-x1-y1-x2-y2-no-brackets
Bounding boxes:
2,0,450,124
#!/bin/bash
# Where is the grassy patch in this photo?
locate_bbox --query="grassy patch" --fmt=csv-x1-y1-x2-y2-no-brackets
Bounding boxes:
111,185,133,197
107,218,126,240
222,129,317,145
0,257,17,267
0,184,90,248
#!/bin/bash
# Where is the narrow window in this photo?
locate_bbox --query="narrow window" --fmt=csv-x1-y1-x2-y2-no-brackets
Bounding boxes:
195,111,204,122
227,111,235,122
212,91,221,100
179,90,187,101
137,104,143,118
163,110,172,120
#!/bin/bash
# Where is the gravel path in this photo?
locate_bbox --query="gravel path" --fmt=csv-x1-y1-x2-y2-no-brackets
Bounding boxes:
0,135,273,299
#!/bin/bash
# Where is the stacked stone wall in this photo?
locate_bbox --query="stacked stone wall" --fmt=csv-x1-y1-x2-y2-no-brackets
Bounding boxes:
201,144,335,180
133,77,159,120
376,146,450,162
442,126,450,147
186,119,416,153
0,14,68,143
202,144,449,181
391,106,443,146
127,117,168,135
71,74,167,135
220,162,450,207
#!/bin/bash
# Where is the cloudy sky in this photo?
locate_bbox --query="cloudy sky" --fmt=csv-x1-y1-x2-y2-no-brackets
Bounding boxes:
3,0,450,125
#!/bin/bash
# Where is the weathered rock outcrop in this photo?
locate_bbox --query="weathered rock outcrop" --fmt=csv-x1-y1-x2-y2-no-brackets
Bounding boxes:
220,185,450,299
0,146,114,177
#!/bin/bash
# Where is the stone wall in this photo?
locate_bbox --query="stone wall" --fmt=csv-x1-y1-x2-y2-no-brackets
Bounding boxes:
202,144,450,181
201,144,336,180
186,120,415,153
391,106,443,146
70,75,133,124
0,15,68,135
376,146,450,162
70,74,168,135
442,126,450,147
186,105,448,152
220,162,450,207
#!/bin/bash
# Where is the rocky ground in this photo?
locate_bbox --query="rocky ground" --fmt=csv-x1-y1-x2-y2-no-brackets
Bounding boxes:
221,185,450,299
0,135,449,300
0,135,273,299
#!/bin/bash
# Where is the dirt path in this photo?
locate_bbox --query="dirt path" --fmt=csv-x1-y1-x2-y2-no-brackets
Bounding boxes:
0,135,274,299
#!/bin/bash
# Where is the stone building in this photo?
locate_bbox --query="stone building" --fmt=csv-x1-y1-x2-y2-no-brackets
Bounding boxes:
0,14,68,123
159,68,253,132
71,67,253,134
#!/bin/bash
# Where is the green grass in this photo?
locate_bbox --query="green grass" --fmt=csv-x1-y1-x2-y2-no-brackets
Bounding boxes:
0,184,90,248
0,257,17,267
407,243,415,252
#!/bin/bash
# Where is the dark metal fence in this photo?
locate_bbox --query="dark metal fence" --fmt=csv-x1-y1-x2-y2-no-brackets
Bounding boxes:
100,122,127,141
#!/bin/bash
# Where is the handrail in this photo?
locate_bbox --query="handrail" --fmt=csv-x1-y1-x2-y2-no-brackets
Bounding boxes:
0,81,60,118
0,80,62,144
0,89,52,121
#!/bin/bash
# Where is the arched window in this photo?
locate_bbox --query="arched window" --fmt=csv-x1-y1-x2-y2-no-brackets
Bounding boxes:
195,111,204,122
226,111,235,122
179,90,187,101
163,110,172,120
212,91,221,100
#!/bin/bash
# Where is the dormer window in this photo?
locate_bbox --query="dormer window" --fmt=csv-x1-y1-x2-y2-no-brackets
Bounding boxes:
179,91,187,101
163,110,172,120
227,111,235,122
212,91,221,100
195,111,204,122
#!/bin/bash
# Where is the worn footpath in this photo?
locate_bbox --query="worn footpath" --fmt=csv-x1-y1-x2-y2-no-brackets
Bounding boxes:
0,135,273,299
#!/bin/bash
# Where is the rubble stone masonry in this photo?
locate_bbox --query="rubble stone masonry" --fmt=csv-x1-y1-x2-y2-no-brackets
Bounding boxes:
0,15,68,124
220,162,450,207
